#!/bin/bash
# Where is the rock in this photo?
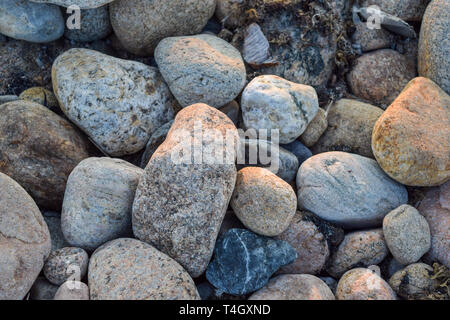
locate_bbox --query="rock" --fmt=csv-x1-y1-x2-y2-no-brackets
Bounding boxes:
218,100,239,127
206,229,297,295
352,21,393,52
30,0,114,9
347,49,416,108
362,0,431,21
359,7,417,38
155,34,246,108
0,95,19,104
88,238,200,300
110,0,216,56
312,99,383,158
326,229,388,278
29,277,58,300
54,281,89,300
242,23,275,67
0,172,51,300
0,100,91,210
300,211,345,249
275,212,329,275
249,274,335,300
389,263,438,299
230,167,296,236
320,277,338,294
43,247,89,286
64,6,112,42
418,182,450,267
19,87,60,114
372,77,450,186
140,121,173,168
280,141,312,167
336,268,397,300
132,104,238,277
383,205,431,265
241,75,319,144
418,0,450,94
0,0,64,43
215,0,245,29
299,108,328,148
42,211,70,252
297,151,408,229
62,157,143,251
52,48,176,156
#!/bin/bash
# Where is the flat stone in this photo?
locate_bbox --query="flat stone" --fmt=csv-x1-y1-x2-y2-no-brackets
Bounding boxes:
43,247,89,286
30,0,114,9
54,281,89,300
299,108,328,148
300,210,345,249
140,121,173,168
64,6,112,42
389,263,438,299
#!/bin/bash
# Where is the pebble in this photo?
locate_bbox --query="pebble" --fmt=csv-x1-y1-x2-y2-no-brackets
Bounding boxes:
0,172,51,300
155,34,246,108
280,140,312,167
326,229,388,278
29,277,58,300
140,121,173,168
88,238,200,300
312,99,383,158
42,211,70,251
336,268,397,300
52,48,176,156
299,108,328,148
372,77,450,186
54,281,89,300
297,151,408,229
132,104,238,278
110,0,216,55
206,229,297,295
230,167,297,236
62,157,143,251
352,21,393,52
0,0,64,43
242,23,274,67
361,0,431,22
249,274,335,300
389,263,439,299
359,7,417,38
43,247,89,286
241,75,319,144
383,204,431,265
19,87,60,114
30,0,113,8
0,100,90,210
64,6,112,42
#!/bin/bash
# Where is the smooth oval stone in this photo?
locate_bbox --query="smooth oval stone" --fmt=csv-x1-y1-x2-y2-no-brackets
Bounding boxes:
88,238,200,300
0,172,51,300
30,0,114,9
54,281,89,300
52,48,176,156
389,263,438,299
205,229,297,295
297,151,408,229
0,0,64,43
43,247,89,285
0,100,91,210
64,6,112,42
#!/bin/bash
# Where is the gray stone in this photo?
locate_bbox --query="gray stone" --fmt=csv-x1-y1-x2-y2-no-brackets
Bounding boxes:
361,0,431,21
280,140,312,167
64,6,111,42
42,211,70,252
43,247,89,286
389,263,438,299
29,277,58,300
140,121,173,168
54,281,89,300
0,95,19,104
359,7,417,38
30,0,114,9
320,277,338,294
352,21,393,52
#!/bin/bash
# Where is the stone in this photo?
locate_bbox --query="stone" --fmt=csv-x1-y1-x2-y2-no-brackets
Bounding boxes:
320,277,338,294
0,100,91,210
88,238,200,300
30,0,114,9
299,108,328,148
389,263,438,299
312,99,383,158
336,268,397,300
242,23,274,68
275,212,329,275
110,0,216,56
206,229,297,295
300,211,345,249
155,34,246,108
249,274,335,300
140,121,173,168
347,49,416,108
230,167,297,236
43,247,89,286
52,48,176,156
62,157,143,251
362,0,431,21
241,75,319,144
64,6,112,42
0,0,64,43
280,140,312,167
19,87,60,114
358,7,417,38
42,211,70,252
29,277,58,300
132,104,238,277
372,77,450,186
419,0,449,94
352,21,393,52
326,229,388,278
54,281,89,300
297,152,408,229
0,172,51,300
215,0,245,29
383,204,431,265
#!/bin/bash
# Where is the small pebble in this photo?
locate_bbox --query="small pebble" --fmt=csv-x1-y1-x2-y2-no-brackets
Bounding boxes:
43,247,89,286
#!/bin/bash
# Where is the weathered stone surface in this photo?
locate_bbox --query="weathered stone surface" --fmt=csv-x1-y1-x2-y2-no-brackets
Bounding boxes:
299,108,328,148
43,247,89,286
280,140,312,167
88,238,200,300
62,157,143,251
29,277,58,300
389,263,438,299
42,211,69,252
140,121,173,168
249,274,335,300
297,152,408,229
362,0,430,21
52,48,176,156
110,0,216,56
155,34,246,108
0,100,91,210
64,6,112,42
19,87,60,114
0,172,51,300
206,229,297,295
132,104,238,277
30,0,114,9
0,0,64,43
352,21,393,52
327,229,388,278
372,77,450,186
383,205,431,265
54,281,89,300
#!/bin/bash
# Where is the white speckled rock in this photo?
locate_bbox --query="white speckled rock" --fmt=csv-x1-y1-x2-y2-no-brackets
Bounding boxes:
30,0,114,9
241,75,319,144
62,157,143,252
43,247,89,286
155,34,246,108
54,281,89,300
52,48,176,156
297,152,408,229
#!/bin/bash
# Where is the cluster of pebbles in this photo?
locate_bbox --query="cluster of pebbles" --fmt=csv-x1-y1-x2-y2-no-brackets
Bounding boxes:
0,0,449,300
